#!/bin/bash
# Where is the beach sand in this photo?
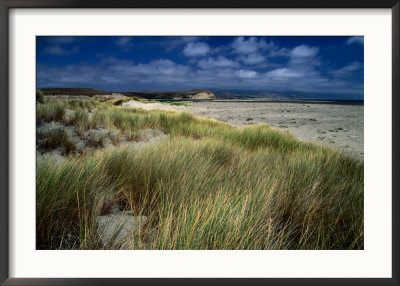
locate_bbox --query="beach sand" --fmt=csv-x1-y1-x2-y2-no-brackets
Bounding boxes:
123,100,364,158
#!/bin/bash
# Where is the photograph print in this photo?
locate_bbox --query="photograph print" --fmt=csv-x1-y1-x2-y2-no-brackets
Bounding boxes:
36,36,364,250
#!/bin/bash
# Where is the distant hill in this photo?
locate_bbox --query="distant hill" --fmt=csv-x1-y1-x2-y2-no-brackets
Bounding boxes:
40,88,216,100
121,90,216,100
41,88,112,96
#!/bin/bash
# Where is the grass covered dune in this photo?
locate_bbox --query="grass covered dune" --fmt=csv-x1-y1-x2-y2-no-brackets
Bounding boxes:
36,97,363,250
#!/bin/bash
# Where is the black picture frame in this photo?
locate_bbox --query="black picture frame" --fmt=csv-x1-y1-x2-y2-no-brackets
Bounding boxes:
0,1,399,285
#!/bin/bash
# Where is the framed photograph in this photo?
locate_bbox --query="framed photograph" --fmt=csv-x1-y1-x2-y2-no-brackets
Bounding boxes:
1,0,398,285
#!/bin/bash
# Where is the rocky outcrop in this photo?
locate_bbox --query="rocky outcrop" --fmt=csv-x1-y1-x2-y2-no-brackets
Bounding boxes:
174,91,216,100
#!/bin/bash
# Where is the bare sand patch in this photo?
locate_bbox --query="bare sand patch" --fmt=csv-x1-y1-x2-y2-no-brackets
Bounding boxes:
96,209,147,249
122,100,196,112
189,101,364,158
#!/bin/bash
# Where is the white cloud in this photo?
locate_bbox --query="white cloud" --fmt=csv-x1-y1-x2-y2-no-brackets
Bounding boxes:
232,37,267,54
109,59,191,81
288,45,320,67
235,69,258,78
198,56,239,69
346,36,364,45
238,53,265,65
37,58,193,87
268,47,290,57
290,45,319,58
330,62,362,77
163,37,198,51
341,61,362,71
266,68,303,79
263,45,323,87
183,42,210,57
231,37,287,66
37,38,363,97
231,37,269,66
37,54,362,96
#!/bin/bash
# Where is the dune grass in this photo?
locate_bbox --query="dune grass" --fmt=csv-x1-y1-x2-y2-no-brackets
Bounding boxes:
64,99,98,111
36,98,364,250
36,102,66,123
38,129,76,155
113,98,132,106
168,101,191,107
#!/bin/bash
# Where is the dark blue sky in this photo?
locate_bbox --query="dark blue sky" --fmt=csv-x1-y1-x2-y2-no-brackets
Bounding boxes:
36,36,364,99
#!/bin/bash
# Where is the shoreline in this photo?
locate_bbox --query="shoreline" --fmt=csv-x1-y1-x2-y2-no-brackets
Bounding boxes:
154,98,364,105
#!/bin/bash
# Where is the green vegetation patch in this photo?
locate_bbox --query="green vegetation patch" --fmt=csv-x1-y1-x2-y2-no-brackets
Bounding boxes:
65,99,98,111
113,98,132,106
37,136,363,250
37,102,66,123
168,101,191,107
38,129,76,155
36,98,364,250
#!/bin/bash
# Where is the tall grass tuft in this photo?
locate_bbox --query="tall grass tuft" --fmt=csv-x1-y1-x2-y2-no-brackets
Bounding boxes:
37,102,66,123
65,99,98,111
39,129,76,155
68,110,89,135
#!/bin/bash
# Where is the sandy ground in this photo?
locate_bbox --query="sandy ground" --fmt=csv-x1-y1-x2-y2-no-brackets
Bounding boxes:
122,100,364,158
122,101,189,112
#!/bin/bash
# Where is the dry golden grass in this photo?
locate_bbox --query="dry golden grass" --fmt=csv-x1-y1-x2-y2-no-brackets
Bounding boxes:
36,98,363,250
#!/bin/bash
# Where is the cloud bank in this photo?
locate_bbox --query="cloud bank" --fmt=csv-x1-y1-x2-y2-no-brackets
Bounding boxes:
36,36,364,99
